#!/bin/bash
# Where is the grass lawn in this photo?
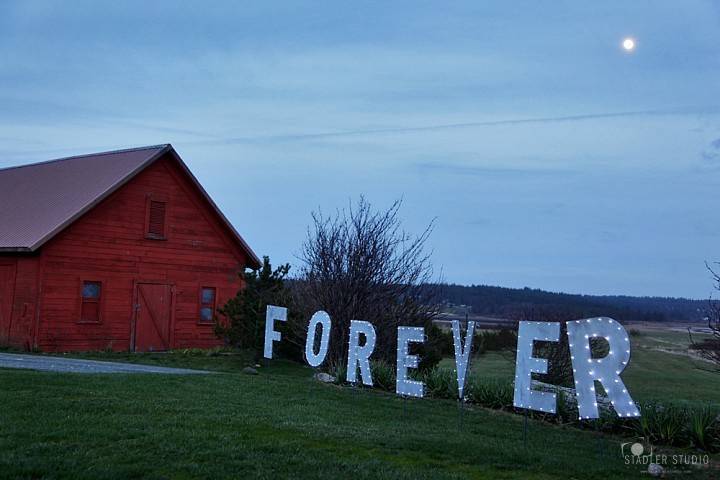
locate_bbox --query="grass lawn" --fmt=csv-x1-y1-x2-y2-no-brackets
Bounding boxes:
1,324,717,479
0,350,716,480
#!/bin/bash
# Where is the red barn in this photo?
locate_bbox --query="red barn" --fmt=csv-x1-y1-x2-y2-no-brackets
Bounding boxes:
0,144,260,352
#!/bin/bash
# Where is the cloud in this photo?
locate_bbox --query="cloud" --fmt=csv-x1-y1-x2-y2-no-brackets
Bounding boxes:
187,106,720,145
413,160,575,177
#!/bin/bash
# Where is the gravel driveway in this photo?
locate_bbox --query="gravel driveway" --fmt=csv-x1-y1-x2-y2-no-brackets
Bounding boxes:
0,353,210,374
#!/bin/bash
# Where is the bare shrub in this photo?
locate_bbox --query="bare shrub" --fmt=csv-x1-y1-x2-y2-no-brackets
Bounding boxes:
291,197,440,369
689,263,720,373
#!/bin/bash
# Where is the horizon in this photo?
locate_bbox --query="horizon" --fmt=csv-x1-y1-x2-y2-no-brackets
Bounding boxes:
1,1,718,299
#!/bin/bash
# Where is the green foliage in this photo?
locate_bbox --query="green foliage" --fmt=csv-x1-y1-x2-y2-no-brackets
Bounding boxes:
214,256,292,361
474,328,517,354
174,346,229,357
555,388,578,425
688,405,719,452
430,326,454,357
417,322,447,372
632,402,688,446
370,359,396,391
466,377,513,409
329,360,347,385
423,367,457,399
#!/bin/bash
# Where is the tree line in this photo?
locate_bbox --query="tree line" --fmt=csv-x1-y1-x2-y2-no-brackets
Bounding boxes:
433,283,706,323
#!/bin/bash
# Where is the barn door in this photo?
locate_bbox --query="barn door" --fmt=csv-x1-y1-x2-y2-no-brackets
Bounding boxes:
0,264,15,342
133,283,173,352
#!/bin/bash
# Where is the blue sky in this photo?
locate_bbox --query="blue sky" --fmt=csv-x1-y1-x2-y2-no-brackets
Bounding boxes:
1,1,718,298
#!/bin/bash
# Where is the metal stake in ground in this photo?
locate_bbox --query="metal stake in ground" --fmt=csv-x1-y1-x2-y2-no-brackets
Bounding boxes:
458,398,466,431
523,409,529,449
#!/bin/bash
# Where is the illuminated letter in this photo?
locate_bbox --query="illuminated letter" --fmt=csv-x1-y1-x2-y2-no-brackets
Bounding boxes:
305,311,331,367
396,326,425,398
566,317,640,419
263,305,287,359
452,320,475,399
346,320,376,386
513,321,560,413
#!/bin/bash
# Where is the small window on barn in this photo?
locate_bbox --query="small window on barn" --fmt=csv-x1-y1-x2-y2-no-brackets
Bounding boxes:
145,197,167,239
80,281,101,323
199,287,216,323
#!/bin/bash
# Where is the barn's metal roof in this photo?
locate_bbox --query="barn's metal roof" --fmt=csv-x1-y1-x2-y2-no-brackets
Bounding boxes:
0,144,261,268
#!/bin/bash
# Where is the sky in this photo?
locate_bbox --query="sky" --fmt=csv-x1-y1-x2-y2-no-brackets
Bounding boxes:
0,1,718,299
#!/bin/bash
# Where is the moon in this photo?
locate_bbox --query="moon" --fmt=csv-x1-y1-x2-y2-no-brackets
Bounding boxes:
622,37,636,52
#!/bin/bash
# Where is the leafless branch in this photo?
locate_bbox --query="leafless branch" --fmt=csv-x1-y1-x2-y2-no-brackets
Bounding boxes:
291,197,439,366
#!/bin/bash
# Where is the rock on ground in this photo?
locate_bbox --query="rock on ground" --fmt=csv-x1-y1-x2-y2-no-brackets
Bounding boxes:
314,372,336,383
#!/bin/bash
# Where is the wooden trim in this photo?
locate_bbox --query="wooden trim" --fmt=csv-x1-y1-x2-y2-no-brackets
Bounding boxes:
33,254,44,349
0,260,17,341
130,280,138,352
77,278,104,324
197,286,217,325
169,284,177,348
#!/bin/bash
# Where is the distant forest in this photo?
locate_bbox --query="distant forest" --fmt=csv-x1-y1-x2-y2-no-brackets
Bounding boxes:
434,284,708,323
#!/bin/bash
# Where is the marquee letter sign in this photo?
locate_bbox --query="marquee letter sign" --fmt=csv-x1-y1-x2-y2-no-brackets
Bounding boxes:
347,320,376,386
452,320,475,399
513,321,560,414
305,310,331,367
396,326,425,398
566,317,639,419
263,306,640,419
263,305,287,359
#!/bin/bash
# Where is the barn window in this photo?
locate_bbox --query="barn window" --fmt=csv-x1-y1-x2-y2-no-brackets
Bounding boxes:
80,281,102,323
145,197,167,239
199,287,216,323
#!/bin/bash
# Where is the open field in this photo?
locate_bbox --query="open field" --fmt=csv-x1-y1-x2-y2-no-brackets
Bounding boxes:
0,322,717,479
459,325,719,404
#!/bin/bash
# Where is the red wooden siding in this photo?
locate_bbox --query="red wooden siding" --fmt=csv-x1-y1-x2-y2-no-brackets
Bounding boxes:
0,260,16,343
34,153,245,351
0,256,40,349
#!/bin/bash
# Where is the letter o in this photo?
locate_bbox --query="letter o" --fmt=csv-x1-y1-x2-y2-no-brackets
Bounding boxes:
305,311,332,367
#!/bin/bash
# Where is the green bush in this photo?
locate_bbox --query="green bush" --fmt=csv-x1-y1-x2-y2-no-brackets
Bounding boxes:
215,256,294,362
423,367,457,399
555,388,578,425
633,402,688,446
688,405,719,452
417,322,449,372
329,361,347,385
431,327,453,356
370,359,396,391
467,377,513,409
